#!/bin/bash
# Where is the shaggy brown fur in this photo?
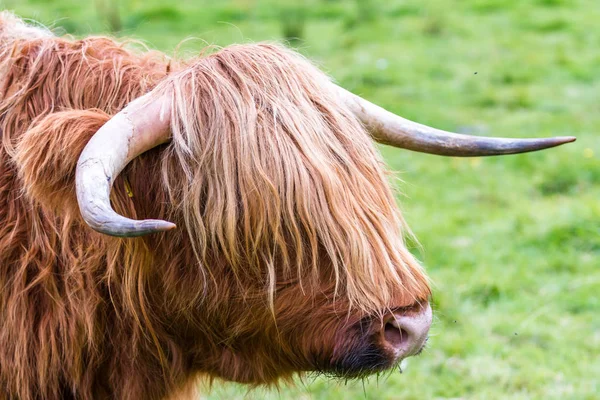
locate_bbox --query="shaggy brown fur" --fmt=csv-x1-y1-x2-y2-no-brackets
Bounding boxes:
0,12,430,399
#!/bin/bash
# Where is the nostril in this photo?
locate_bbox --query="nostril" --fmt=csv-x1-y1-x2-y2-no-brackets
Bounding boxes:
383,321,410,348
379,303,432,357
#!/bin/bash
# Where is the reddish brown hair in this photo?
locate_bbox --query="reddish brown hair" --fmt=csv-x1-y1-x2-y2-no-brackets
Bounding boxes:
0,12,430,399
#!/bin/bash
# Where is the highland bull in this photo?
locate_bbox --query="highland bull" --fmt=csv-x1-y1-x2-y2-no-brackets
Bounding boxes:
0,12,574,400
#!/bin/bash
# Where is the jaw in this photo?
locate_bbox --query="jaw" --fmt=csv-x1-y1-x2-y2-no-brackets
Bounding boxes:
192,315,423,386
188,285,432,385
196,344,299,386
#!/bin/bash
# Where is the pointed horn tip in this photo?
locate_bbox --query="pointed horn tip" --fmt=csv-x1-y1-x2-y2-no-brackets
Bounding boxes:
558,136,577,144
544,135,576,148
151,220,177,231
134,219,177,235
165,222,177,230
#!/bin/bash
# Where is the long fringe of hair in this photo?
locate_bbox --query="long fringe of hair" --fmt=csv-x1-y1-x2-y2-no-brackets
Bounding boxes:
153,43,429,314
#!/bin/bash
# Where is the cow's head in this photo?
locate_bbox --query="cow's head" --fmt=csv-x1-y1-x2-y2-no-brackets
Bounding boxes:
73,44,573,383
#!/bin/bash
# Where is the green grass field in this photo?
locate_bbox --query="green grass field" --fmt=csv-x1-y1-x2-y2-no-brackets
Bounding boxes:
4,0,599,398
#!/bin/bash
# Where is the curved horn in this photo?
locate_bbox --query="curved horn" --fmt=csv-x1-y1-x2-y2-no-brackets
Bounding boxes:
75,94,176,237
336,86,576,156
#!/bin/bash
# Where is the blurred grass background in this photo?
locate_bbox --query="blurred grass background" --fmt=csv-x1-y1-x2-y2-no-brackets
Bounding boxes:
3,0,599,398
